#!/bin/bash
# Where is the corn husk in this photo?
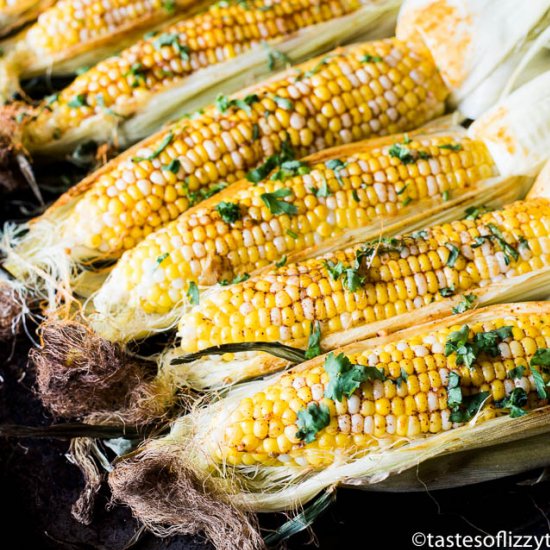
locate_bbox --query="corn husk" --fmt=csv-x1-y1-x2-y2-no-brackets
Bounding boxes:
396,0,550,118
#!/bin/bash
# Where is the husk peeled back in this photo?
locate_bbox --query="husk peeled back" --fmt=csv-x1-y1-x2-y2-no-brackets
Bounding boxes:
32,0,403,157
109,302,550,549
396,0,550,119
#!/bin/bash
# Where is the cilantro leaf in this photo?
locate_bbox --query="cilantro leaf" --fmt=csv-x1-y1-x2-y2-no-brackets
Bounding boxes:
464,205,490,220
445,325,474,367
438,143,462,151
187,281,200,305
496,387,528,418
260,188,297,215
132,132,173,162
271,160,310,181
361,54,383,63
156,252,169,266
445,243,460,267
216,201,241,224
296,403,331,443
324,352,384,402
395,367,409,389
162,159,181,173
531,366,547,399
275,255,287,268
507,365,525,379
439,286,456,297
305,321,322,360
450,391,490,423
530,348,550,369
68,94,87,108
452,294,476,315
216,93,259,114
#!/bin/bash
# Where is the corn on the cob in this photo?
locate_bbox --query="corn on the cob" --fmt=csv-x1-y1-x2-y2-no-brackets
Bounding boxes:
0,0,55,37
109,302,550,549
92,131,498,339
2,37,449,313
14,0,402,158
0,0,209,103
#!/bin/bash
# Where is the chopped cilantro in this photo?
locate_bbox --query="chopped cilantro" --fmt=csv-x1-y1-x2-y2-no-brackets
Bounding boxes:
132,132,173,162
271,160,310,181
452,294,476,315
68,94,87,108
261,188,297,215
389,140,432,165
495,387,528,418
162,159,181,173
305,321,322,360
445,243,460,267
464,205,490,220
296,402,331,443
156,253,169,266
216,201,241,224
246,141,295,184
216,93,259,114
439,286,456,297
507,366,526,379
266,47,290,71
187,282,200,305
438,143,463,151
311,175,330,197
445,325,513,369
450,391,490,423
324,352,384,402
275,255,287,268
286,229,298,239
530,348,550,369
154,33,190,60
361,54,383,63
395,367,409,389
273,96,293,110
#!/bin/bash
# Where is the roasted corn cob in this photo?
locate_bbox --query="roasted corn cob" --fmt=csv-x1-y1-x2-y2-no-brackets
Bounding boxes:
109,302,550,550
0,0,209,103
2,37,449,315
0,0,55,37
11,0,402,159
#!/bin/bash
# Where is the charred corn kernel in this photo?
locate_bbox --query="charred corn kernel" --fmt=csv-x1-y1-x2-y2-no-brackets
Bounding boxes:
179,198,550,351
57,38,446,270
25,0,366,148
101,134,492,318
216,311,550,467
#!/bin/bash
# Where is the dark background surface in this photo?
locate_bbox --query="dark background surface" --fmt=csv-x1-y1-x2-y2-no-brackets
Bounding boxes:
1,165,550,550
